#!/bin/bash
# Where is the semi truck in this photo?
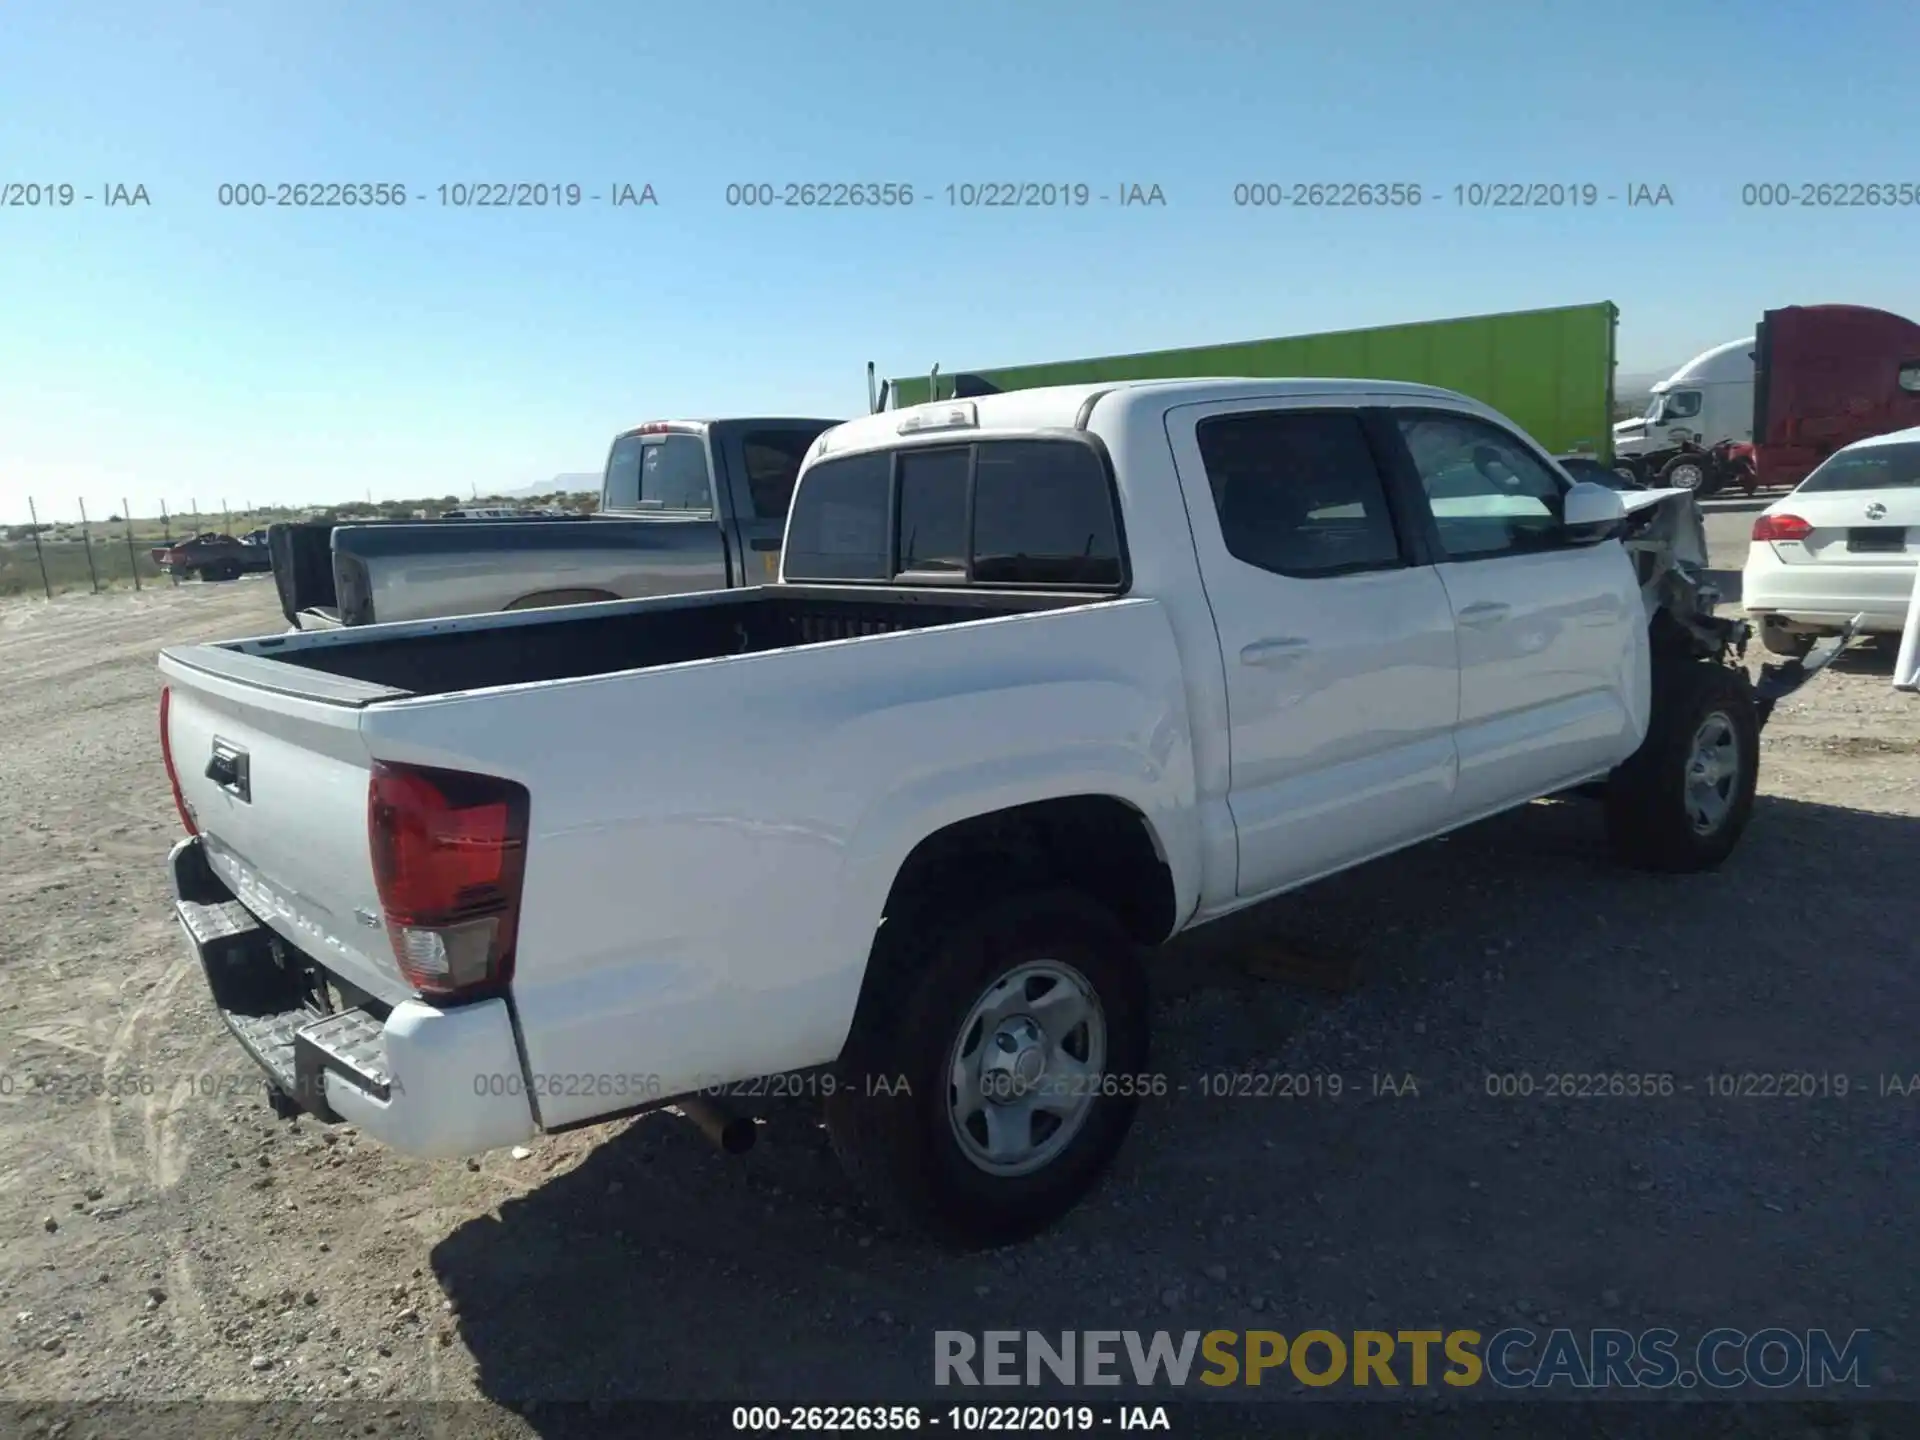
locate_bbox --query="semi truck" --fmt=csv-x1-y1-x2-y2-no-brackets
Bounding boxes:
1611,336,1754,487
878,302,1622,466
1751,305,1920,490
1611,304,1920,495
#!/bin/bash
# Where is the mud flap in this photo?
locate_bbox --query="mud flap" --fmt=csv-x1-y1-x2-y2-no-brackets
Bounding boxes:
1753,613,1864,727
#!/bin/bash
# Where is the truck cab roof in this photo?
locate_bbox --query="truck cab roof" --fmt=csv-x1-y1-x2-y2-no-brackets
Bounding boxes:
613,416,842,440
1655,337,1757,391
816,377,1490,462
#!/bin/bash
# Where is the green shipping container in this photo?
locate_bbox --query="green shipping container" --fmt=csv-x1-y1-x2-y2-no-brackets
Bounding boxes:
887,302,1618,464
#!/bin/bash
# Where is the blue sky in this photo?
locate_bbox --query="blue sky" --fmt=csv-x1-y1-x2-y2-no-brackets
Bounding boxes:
1,0,1914,522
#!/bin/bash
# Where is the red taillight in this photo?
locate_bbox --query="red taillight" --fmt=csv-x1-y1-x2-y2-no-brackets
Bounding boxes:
1753,513,1812,543
368,761,529,1000
633,421,671,434
158,687,198,835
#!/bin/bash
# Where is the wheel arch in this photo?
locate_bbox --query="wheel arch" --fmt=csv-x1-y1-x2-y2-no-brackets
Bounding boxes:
881,792,1181,945
831,789,1188,1064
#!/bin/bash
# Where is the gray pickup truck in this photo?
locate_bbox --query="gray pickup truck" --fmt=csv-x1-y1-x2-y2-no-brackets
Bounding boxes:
268,417,840,629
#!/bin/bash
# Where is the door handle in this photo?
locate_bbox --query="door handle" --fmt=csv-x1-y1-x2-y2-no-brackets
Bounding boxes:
1240,636,1310,666
1455,601,1511,628
205,740,250,803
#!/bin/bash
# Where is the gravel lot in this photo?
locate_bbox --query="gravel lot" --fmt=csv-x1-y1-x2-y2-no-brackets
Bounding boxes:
0,525,1915,1433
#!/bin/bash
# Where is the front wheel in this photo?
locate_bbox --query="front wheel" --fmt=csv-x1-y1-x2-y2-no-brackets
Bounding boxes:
1658,453,1711,494
826,888,1149,1247
1605,661,1760,872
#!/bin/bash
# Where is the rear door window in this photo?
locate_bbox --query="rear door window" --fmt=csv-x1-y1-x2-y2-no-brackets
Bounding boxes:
1194,410,1403,578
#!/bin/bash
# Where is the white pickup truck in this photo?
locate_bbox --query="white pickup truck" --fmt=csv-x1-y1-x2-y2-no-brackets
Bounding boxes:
159,378,1841,1246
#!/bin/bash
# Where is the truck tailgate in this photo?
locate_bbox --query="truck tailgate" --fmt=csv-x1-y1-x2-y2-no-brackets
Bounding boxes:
160,651,411,1006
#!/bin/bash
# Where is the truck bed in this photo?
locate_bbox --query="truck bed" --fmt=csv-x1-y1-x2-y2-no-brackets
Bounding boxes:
159,575,1187,1142
226,585,1099,698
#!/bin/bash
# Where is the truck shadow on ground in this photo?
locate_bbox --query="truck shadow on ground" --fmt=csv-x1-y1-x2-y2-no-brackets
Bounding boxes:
430,792,1920,1415
1827,641,1898,678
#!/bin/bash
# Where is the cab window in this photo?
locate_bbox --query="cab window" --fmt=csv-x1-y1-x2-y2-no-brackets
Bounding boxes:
1393,411,1569,560
604,433,712,512
739,429,820,519
782,438,1123,587
1194,410,1403,578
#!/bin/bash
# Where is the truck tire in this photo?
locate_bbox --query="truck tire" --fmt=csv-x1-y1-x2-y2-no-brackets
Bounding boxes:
1658,452,1717,496
1604,660,1759,872
826,887,1149,1247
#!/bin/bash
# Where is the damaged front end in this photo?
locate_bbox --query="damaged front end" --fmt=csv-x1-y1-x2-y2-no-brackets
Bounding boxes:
1619,487,1860,726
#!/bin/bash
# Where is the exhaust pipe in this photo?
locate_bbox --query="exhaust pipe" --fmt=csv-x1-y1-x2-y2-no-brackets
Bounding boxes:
675,1096,757,1155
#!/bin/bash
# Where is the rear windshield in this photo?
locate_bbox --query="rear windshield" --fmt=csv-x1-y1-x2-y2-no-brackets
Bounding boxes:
603,433,713,512
1797,441,1920,493
782,438,1124,588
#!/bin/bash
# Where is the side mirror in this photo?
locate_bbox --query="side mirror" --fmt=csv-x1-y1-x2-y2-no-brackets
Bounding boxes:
1563,480,1628,542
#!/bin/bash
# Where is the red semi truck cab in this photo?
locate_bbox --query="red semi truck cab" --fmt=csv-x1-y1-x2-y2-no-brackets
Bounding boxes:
1752,304,1920,489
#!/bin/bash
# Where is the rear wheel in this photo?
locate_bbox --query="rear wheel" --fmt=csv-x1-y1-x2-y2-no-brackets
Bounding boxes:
1605,660,1760,872
826,887,1149,1247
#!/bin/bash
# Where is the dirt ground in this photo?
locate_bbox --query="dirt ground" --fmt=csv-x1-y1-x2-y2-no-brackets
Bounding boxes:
0,553,1915,1434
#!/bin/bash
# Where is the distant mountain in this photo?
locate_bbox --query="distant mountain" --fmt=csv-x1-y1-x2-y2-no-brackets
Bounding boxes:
502,473,599,499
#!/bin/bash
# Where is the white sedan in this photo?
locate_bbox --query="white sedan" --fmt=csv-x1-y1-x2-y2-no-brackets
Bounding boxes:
1744,425,1920,657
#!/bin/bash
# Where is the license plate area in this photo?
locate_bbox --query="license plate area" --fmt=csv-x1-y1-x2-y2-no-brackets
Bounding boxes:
1846,527,1906,553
